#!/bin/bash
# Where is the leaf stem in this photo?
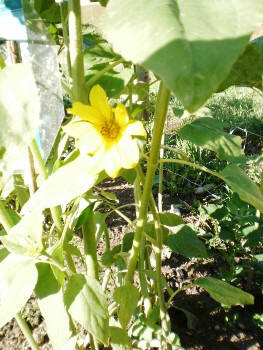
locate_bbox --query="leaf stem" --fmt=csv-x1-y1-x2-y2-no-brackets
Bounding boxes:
30,140,63,234
159,158,225,181
125,81,170,283
86,58,124,90
16,312,40,350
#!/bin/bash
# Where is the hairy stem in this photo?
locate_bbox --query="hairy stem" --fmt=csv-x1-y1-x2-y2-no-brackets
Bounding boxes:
125,81,170,283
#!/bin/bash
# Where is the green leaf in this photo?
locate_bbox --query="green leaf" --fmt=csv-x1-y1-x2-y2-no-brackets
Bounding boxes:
217,38,263,91
195,277,254,307
100,189,119,202
0,211,43,256
113,283,139,329
50,244,65,287
30,0,60,22
159,212,184,227
102,0,263,112
109,327,131,350
64,274,109,345
0,64,40,188
221,165,263,212
0,254,38,328
22,156,98,213
167,225,208,259
35,264,77,350
120,168,136,185
179,117,245,163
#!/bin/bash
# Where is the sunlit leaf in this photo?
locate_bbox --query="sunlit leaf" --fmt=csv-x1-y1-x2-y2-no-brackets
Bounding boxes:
0,64,40,188
179,117,245,163
22,156,98,213
35,264,77,350
195,277,254,306
0,211,43,257
64,274,109,345
113,283,139,329
0,254,37,328
102,0,263,111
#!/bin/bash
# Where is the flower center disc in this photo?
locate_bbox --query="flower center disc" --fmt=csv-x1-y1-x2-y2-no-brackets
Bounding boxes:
100,122,120,139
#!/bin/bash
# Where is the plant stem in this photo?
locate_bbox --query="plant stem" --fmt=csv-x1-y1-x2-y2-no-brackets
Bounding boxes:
83,218,99,280
59,1,72,78
86,58,123,90
68,0,86,103
16,312,40,350
159,158,225,181
134,173,152,316
158,133,165,212
30,140,63,234
137,165,171,337
125,81,170,284
0,202,40,350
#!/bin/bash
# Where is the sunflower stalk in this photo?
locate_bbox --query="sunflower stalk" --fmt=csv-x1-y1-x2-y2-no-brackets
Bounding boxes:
124,81,170,283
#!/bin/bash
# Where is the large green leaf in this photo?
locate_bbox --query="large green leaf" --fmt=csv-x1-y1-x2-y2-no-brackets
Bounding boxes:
195,277,254,307
0,64,40,188
0,210,43,257
179,117,245,163
221,165,263,212
102,0,263,112
113,284,139,329
167,225,208,259
217,37,263,91
64,274,109,345
22,156,98,213
35,264,76,350
0,254,38,328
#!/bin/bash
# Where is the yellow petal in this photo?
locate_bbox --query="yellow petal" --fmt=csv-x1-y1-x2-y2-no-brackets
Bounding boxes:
68,102,104,127
118,135,139,169
89,85,111,122
125,121,147,138
63,122,103,154
114,104,129,127
104,145,122,178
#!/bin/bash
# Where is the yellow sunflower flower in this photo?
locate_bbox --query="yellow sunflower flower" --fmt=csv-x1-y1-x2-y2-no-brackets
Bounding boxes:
64,85,146,178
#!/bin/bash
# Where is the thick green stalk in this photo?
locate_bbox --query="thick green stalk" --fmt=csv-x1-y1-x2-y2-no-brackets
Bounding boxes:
125,82,170,284
30,140,63,233
68,0,86,103
0,202,40,350
137,165,171,337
